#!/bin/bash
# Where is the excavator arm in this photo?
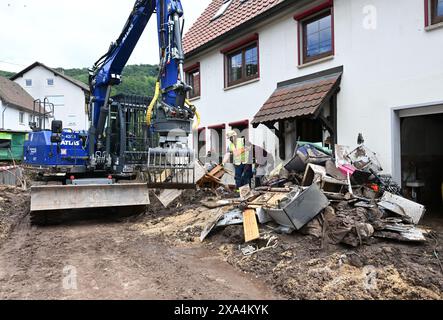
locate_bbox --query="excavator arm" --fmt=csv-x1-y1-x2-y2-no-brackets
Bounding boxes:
26,0,197,224
88,0,195,170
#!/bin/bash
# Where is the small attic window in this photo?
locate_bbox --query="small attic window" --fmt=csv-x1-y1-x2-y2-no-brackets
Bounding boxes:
212,0,232,20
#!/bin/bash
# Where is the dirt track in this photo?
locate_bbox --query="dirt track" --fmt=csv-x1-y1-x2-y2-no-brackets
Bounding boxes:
0,214,279,300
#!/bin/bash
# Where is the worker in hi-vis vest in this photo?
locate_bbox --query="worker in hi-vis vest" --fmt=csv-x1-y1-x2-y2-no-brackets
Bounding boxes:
224,130,253,189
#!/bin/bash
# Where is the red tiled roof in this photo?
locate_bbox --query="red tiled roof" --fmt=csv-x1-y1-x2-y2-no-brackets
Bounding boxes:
184,0,283,55
0,76,35,112
252,72,342,125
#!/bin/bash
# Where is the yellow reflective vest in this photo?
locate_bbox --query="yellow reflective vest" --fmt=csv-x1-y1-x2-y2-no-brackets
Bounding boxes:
229,138,249,165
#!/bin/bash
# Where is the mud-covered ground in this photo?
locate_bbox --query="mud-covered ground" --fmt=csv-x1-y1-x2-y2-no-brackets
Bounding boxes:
0,190,279,300
0,188,442,300
0,186,29,243
136,193,443,300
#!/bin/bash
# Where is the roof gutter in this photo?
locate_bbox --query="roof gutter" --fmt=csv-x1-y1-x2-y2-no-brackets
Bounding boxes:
185,0,301,59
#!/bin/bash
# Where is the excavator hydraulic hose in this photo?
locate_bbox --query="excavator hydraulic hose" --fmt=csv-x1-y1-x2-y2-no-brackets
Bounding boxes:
146,81,161,125
185,99,200,130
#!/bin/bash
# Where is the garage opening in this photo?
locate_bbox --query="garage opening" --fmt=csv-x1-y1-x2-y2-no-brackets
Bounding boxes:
401,113,443,218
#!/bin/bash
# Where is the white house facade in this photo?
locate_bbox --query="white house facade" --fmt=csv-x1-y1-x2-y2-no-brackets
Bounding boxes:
184,0,443,208
11,62,90,132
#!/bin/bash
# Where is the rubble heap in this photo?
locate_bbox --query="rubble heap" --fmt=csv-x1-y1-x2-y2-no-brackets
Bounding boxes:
199,142,429,250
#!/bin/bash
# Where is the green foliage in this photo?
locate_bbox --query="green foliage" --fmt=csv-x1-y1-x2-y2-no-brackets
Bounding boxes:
0,70,14,78
1,64,158,97
58,64,158,96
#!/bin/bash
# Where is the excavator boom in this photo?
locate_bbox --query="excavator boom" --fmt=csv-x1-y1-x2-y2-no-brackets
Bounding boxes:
25,0,196,222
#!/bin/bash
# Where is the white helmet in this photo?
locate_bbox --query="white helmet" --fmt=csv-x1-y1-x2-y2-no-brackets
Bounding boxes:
226,130,237,138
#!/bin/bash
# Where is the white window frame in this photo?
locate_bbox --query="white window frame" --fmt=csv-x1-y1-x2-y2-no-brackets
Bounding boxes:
19,112,25,125
47,78,54,86
25,79,32,87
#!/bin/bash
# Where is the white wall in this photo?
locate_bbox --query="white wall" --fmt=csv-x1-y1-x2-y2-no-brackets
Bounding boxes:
13,65,88,131
0,99,32,131
186,0,443,174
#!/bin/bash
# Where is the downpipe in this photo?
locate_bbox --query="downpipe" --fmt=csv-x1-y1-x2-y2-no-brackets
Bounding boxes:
1,103,6,129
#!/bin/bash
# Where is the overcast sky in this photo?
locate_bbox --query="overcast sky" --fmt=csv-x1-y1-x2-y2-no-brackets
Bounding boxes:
0,0,211,72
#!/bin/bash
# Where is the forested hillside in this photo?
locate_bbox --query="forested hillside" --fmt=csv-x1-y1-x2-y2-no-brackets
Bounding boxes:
1,64,158,96
60,64,158,96
0,70,14,78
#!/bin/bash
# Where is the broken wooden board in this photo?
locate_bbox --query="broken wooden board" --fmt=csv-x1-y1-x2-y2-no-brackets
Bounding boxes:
156,161,206,208
250,193,276,205
249,192,290,210
266,193,289,207
201,199,232,209
243,209,260,242
157,188,183,208
200,208,225,242
209,165,225,179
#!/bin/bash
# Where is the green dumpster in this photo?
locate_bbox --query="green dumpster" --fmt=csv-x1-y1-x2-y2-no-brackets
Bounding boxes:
0,131,27,161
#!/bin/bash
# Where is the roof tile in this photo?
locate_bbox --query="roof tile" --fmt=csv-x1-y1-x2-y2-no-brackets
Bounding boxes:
252,73,342,124
183,0,283,55
0,76,35,112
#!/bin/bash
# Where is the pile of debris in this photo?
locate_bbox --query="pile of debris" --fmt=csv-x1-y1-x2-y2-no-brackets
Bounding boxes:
199,142,430,252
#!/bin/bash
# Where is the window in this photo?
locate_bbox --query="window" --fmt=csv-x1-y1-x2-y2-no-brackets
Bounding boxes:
213,0,232,20
300,10,333,64
0,139,11,149
19,112,25,124
225,42,259,87
25,79,32,87
47,78,54,86
431,0,443,25
185,66,201,99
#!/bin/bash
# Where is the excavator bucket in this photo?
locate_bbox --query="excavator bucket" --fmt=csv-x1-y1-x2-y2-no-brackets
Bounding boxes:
146,147,195,189
30,182,149,224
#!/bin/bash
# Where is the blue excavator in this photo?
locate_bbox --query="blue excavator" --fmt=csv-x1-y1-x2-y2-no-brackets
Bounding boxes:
24,0,199,224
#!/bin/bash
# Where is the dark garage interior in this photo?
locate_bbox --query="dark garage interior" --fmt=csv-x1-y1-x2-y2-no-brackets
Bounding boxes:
401,113,443,218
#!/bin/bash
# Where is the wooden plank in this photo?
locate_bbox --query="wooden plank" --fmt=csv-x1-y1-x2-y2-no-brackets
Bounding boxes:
200,208,225,242
156,161,206,208
157,188,183,208
243,209,260,243
209,165,223,176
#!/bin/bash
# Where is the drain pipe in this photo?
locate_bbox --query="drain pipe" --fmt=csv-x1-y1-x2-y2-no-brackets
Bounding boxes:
1,100,6,130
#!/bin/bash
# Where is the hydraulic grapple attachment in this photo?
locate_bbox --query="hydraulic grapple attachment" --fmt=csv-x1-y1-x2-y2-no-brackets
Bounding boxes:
147,147,195,189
